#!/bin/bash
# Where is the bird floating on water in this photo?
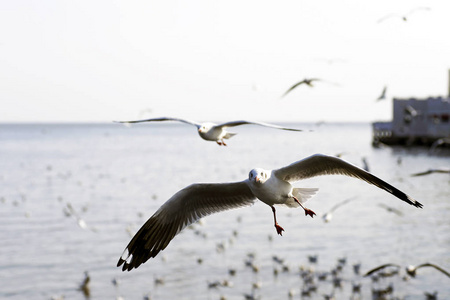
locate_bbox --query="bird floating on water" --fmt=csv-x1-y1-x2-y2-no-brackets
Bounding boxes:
114,117,306,146
78,271,91,298
117,154,422,271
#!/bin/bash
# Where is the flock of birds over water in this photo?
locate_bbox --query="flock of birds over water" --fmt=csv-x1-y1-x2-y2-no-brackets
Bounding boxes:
9,5,449,299
35,106,448,298
85,109,446,300
107,7,449,294
75,250,449,300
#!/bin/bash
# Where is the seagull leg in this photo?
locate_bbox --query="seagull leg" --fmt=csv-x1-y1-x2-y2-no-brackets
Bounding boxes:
294,197,316,218
216,141,223,146
271,206,284,236
221,139,227,146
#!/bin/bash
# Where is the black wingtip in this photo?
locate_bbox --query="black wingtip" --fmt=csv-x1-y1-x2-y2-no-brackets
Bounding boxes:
414,201,423,209
406,195,423,209
117,260,133,272
117,258,123,267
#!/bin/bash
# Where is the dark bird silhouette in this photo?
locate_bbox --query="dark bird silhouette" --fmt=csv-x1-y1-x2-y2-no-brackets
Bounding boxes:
411,168,450,177
281,78,321,97
376,86,387,101
377,203,403,216
363,263,401,277
79,271,91,298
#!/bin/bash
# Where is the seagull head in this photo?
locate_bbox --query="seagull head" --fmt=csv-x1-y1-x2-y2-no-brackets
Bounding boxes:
198,123,214,133
249,168,269,184
405,266,416,277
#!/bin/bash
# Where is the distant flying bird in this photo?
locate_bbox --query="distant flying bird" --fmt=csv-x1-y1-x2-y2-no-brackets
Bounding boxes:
377,7,431,23
281,78,321,98
361,157,370,172
377,203,403,216
322,197,357,223
429,137,450,153
376,86,387,101
411,168,450,177
117,154,422,271
364,263,450,278
114,117,306,146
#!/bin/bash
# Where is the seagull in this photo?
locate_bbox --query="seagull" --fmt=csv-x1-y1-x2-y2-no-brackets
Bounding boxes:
322,197,357,223
406,263,450,278
364,263,450,278
429,137,450,153
361,157,370,172
281,78,321,98
117,154,422,271
411,168,450,177
114,117,306,146
376,86,387,101
377,203,403,216
377,7,431,23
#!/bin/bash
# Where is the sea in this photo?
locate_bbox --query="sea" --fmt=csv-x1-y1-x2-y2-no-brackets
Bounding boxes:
0,122,448,300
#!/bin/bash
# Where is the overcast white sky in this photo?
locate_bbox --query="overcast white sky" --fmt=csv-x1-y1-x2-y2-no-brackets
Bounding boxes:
1,0,450,123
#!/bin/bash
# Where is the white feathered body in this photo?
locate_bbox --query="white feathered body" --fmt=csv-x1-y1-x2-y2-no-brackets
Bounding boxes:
197,123,237,142
247,170,318,208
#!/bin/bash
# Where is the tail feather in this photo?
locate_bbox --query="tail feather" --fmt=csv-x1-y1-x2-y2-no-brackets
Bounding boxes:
285,188,319,207
224,132,237,139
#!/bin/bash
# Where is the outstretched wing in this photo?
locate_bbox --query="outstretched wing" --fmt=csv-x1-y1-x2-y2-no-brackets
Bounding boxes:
281,80,306,97
273,154,423,208
405,6,431,17
411,168,450,176
377,86,387,101
114,117,201,128
363,263,401,277
281,78,320,98
117,181,256,271
217,120,305,132
377,13,402,23
416,263,450,277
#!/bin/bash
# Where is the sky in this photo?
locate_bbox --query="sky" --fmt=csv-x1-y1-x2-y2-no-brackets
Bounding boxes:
1,0,450,123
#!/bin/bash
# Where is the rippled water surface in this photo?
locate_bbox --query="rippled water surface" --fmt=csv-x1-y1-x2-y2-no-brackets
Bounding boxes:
0,122,449,299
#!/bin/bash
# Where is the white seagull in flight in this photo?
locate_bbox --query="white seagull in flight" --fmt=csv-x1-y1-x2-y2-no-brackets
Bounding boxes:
114,117,306,146
364,263,450,278
281,78,321,98
117,154,422,271
377,7,431,23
